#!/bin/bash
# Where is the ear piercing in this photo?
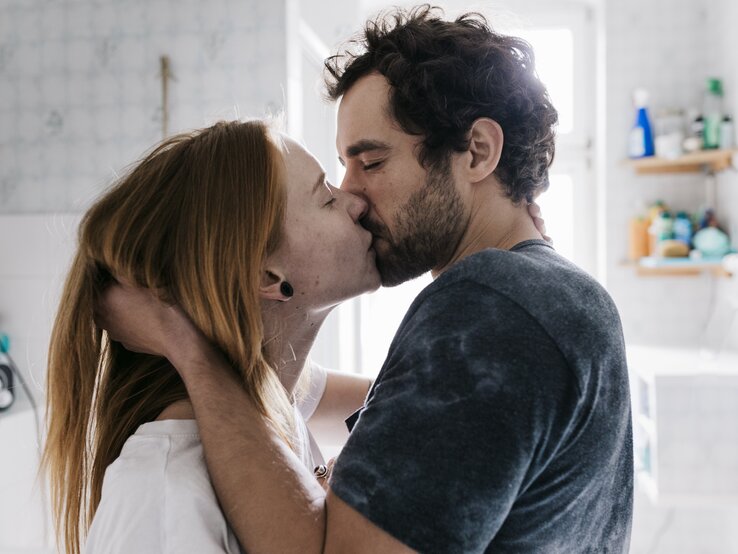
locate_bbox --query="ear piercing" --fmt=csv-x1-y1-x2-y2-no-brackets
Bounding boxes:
280,281,294,298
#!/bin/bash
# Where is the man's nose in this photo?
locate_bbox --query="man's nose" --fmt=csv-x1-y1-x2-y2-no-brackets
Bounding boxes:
345,191,369,223
339,169,362,196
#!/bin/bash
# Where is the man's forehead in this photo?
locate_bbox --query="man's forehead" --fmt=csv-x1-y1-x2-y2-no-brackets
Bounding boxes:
337,74,391,125
337,86,395,153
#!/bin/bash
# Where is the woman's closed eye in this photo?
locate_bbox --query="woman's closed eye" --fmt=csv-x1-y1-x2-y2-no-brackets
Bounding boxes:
322,181,337,207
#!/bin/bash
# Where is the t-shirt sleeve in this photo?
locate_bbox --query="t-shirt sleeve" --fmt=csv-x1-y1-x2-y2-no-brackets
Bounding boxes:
329,281,578,553
163,447,244,553
85,435,242,554
295,359,328,422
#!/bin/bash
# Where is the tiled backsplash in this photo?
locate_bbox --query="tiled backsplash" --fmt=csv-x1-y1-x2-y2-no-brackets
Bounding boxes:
0,0,287,213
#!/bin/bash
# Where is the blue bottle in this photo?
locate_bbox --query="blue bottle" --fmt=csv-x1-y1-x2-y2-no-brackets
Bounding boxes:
673,212,693,247
628,89,655,158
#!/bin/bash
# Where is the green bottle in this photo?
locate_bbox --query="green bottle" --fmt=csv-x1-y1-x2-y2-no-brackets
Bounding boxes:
703,78,723,150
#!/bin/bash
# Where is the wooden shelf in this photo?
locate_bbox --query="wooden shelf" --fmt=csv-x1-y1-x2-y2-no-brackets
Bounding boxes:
627,149,738,175
622,259,732,277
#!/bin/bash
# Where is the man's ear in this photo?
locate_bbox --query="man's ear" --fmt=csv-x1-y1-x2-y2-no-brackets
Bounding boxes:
466,118,504,183
260,269,287,301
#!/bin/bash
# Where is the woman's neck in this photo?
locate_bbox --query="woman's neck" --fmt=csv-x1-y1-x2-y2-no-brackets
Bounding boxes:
261,301,332,397
156,301,331,422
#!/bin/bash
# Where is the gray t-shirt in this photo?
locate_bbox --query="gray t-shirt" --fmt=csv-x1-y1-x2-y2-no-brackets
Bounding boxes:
331,240,633,553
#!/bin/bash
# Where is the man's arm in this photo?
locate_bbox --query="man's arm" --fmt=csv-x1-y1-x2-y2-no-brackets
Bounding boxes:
95,283,413,552
169,336,412,554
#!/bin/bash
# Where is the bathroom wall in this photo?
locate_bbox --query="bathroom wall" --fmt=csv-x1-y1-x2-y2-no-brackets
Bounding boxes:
714,0,738,351
603,0,727,350
0,0,288,214
0,0,289,550
604,0,738,551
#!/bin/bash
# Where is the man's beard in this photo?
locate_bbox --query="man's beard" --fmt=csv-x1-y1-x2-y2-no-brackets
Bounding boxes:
363,160,466,287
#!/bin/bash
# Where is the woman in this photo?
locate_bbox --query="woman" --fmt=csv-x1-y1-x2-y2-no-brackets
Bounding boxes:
42,120,379,554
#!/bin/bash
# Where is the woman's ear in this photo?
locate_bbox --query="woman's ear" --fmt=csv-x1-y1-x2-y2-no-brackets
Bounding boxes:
260,269,288,301
466,118,504,183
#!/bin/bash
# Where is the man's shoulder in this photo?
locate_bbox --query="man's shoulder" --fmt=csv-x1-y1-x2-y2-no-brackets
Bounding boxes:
397,243,625,380
410,243,612,324
441,242,603,299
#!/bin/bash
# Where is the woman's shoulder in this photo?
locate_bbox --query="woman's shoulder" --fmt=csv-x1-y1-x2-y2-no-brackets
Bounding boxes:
86,420,241,553
107,419,214,492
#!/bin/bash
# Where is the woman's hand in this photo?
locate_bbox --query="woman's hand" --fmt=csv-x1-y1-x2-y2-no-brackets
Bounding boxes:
527,202,552,244
94,280,201,361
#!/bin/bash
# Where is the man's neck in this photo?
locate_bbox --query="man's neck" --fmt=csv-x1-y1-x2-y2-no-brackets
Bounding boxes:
432,186,543,279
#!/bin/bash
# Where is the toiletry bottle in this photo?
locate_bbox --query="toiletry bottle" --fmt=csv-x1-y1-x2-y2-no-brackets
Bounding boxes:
673,211,694,247
658,212,674,242
648,212,672,256
628,88,655,158
720,115,734,149
703,78,723,150
648,211,673,255
629,217,650,261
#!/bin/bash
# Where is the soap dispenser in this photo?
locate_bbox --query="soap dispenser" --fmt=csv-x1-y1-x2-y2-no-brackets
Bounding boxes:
628,88,655,158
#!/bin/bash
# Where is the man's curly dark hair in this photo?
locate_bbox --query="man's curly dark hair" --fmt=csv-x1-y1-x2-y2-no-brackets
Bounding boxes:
324,5,558,204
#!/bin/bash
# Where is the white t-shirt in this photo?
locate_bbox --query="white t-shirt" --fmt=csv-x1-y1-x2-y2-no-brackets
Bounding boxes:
84,362,328,554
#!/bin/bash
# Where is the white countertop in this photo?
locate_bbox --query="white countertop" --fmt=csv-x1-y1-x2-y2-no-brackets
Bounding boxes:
627,345,738,377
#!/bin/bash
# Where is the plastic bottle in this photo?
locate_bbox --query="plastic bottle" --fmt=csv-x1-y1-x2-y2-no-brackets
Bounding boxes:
628,89,655,158
720,115,734,149
628,217,650,261
673,211,694,247
648,200,668,223
648,211,673,255
691,114,705,141
703,78,723,150
657,212,674,242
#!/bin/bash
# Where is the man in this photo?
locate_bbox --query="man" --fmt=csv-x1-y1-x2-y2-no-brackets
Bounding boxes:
100,6,633,553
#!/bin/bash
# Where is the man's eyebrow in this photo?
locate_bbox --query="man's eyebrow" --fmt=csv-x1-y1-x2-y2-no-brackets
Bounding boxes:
312,172,326,195
345,139,391,158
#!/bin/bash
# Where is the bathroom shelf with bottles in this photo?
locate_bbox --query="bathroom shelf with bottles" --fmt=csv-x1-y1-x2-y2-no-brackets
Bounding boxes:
621,259,731,277
624,148,737,278
627,148,738,175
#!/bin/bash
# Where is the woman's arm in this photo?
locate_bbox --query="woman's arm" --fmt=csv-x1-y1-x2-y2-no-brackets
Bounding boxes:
307,370,372,448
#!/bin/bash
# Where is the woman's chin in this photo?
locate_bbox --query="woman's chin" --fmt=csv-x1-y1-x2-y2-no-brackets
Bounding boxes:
350,274,382,298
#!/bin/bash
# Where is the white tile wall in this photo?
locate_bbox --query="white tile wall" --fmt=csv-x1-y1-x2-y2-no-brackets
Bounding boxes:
605,0,738,551
0,0,290,549
0,0,288,214
603,0,726,350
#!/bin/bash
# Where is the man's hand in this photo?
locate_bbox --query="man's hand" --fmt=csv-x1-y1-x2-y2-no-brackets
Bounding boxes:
94,280,200,361
314,458,336,492
527,202,552,244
